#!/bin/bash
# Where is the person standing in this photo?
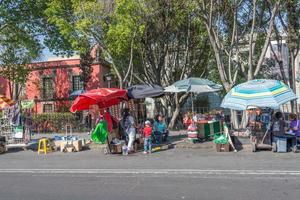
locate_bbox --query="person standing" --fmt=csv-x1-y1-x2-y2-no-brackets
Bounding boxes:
122,108,136,152
143,120,152,154
154,114,167,144
104,108,113,133
271,111,287,152
271,111,286,137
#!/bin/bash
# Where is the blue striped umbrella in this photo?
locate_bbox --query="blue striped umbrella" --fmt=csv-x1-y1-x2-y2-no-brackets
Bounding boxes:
221,79,297,110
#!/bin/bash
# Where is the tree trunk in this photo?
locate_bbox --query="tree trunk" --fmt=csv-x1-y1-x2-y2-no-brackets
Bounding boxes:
168,93,189,130
168,100,180,130
230,110,239,129
289,53,297,113
13,82,19,100
8,81,13,100
240,111,249,129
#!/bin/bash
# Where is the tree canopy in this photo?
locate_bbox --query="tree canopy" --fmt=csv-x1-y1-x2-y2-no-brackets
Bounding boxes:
1,0,300,126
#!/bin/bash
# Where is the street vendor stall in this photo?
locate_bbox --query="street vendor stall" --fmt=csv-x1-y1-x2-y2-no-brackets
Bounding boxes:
165,78,222,113
127,84,169,151
165,78,223,143
0,98,34,152
70,88,128,154
221,79,297,152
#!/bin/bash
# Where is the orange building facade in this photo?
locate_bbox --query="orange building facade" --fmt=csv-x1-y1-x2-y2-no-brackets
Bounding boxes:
0,56,111,113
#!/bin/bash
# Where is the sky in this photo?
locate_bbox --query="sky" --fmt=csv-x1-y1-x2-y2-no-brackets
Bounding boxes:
39,47,58,61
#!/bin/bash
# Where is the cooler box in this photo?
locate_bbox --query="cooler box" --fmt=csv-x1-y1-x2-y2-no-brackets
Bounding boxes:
188,131,198,139
215,143,230,152
276,137,287,153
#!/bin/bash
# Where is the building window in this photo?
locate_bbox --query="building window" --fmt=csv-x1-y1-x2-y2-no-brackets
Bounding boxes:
43,104,53,113
42,77,54,99
72,75,83,91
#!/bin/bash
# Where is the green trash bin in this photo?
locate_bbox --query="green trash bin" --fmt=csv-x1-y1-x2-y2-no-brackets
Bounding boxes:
197,122,210,139
213,121,222,134
204,123,211,139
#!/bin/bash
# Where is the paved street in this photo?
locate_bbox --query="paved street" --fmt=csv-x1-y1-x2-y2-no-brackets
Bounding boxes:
1,149,300,200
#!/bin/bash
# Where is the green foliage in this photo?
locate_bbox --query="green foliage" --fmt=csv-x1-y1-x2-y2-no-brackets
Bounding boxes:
79,49,94,89
44,0,104,54
106,0,145,55
0,1,44,85
32,112,78,133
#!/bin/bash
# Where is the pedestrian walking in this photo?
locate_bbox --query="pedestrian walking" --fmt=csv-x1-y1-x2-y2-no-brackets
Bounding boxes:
121,108,136,152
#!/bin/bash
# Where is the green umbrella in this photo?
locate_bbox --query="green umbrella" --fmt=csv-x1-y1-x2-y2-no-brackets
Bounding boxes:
164,78,222,113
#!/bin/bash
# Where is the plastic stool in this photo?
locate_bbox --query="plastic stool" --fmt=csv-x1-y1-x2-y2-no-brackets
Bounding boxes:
38,138,52,154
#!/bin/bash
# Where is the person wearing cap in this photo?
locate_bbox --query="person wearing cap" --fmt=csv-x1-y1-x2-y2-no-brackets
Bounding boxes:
143,120,153,154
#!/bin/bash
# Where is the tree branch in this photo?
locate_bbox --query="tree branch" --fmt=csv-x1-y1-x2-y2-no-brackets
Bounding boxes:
254,0,280,77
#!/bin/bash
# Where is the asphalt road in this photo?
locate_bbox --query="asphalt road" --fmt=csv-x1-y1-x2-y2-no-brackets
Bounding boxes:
1,148,300,200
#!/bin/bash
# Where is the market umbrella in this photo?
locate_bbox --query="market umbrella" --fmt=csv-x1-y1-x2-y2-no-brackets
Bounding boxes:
0,95,15,109
70,89,85,98
164,78,222,93
70,88,128,113
127,84,164,99
220,79,297,110
164,77,222,113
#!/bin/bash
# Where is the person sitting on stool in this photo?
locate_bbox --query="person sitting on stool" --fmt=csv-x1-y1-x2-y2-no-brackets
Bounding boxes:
153,114,167,144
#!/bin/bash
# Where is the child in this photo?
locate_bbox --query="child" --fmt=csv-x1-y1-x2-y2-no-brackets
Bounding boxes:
143,120,152,154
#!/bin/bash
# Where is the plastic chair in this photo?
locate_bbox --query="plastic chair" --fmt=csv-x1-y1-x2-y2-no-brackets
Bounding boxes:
38,138,52,154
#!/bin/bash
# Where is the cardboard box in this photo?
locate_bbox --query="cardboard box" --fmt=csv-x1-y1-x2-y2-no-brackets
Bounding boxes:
59,140,82,152
111,144,122,154
54,140,62,150
215,143,230,152
60,141,68,152
73,140,82,152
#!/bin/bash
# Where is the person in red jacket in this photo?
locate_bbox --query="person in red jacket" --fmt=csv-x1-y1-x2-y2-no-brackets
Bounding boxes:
143,120,153,154
104,108,113,133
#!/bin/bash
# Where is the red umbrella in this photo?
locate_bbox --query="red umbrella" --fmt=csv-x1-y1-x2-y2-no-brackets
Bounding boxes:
70,88,128,113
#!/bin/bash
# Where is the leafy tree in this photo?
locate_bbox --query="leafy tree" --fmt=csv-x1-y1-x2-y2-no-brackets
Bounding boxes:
0,0,44,99
79,48,94,89
197,0,280,128
43,0,213,128
44,0,127,87
271,0,300,112
107,0,212,128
